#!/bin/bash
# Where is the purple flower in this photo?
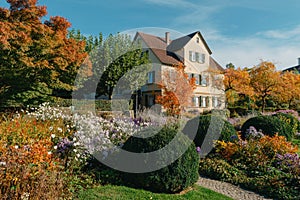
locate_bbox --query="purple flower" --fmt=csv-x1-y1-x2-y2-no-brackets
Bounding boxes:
196,147,201,153
56,137,74,155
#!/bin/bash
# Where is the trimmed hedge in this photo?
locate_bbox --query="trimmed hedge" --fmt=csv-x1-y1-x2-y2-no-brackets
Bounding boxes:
241,115,293,141
122,125,199,193
184,115,238,149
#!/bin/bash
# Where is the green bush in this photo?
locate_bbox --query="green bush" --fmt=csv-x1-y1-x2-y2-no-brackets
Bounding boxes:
122,124,199,193
186,115,237,149
273,112,299,135
198,157,248,185
241,115,293,141
199,157,300,200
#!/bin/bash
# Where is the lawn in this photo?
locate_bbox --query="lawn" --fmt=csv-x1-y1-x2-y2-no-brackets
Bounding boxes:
77,185,233,200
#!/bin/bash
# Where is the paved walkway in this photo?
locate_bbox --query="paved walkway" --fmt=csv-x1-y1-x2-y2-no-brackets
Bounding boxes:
197,176,273,200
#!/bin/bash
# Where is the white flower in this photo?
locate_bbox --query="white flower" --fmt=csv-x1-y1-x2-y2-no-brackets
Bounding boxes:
76,154,81,158
51,134,56,138
53,146,57,150
48,151,52,155
73,149,77,153
49,126,53,131
74,142,80,146
14,145,19,149
0,161,6,166
57,127,63,132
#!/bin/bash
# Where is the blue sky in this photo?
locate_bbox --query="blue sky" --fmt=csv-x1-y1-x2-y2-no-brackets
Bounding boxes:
1,0,300,69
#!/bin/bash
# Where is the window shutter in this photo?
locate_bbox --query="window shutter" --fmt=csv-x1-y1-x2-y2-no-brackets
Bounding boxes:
206,96,210,108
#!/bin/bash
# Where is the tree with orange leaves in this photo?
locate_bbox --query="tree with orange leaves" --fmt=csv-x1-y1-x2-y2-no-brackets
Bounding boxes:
249,61,281,112
223,66,254,107
0,0,89,107
155,63,196,116
276,71,300,109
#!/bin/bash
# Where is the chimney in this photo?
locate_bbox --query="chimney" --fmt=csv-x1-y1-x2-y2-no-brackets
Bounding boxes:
165,32,170,45
298,57,300,66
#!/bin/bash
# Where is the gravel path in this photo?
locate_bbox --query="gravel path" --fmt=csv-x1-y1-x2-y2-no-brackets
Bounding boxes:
197,176,273,200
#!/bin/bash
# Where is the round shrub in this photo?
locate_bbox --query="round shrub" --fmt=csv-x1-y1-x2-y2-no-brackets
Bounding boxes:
121,124,199,193
273,112,299,134
241,115,293,141
185,115,237,149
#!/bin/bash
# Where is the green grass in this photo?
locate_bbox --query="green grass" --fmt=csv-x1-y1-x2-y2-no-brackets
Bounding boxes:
76,185,233,200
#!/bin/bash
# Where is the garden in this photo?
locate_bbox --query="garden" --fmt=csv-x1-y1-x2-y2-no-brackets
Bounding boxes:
0,102,299,199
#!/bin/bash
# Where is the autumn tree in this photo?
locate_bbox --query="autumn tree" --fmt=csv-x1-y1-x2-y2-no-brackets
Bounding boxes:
249,61,280,112
276,71,300,109
0,0,88,107
223,66,253,107
155,63,196,116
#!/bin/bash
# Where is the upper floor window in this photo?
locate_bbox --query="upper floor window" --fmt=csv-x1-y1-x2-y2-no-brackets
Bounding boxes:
189,51,205,63
196,37,200,43
189,73,200,85
189,51,196,62
200,74,208,86
147,71,155,84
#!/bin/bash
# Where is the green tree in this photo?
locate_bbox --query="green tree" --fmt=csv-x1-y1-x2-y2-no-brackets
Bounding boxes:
91,34,149,99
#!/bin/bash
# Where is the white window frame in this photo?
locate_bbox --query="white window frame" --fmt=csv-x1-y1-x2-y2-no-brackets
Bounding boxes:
189,51,196,62
192,96,199,107
200,96,209,108
213,96,218,108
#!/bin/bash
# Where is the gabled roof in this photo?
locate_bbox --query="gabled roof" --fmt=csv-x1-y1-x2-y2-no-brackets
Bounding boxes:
167,31,212,54
135,32,181,65
134,31,217,67
209,57,225,72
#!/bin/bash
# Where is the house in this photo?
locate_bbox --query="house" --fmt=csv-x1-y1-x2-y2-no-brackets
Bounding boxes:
283,58,300,73
133,31,225,113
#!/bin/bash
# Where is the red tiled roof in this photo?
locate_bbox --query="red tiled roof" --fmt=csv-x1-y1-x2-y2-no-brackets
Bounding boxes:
136,32,181,66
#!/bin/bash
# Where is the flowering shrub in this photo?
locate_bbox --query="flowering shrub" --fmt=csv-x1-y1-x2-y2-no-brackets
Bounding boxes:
0,114,70,199
243,126,264,140
205,133,300,199
274,153,300,175
214,134,298,175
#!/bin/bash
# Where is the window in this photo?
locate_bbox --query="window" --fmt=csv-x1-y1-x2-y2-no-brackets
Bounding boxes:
196,37,200,43
200,74,208,86
212,96,219,108
189,73,200,85
199,53,205,63
200,96,209,108
190,51,205,63
192,96,199,107
189,51,196,62
147,71,155,84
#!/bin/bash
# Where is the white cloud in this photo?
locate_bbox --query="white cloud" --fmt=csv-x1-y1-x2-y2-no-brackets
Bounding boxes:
257,25,300,40
210,35,300,70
